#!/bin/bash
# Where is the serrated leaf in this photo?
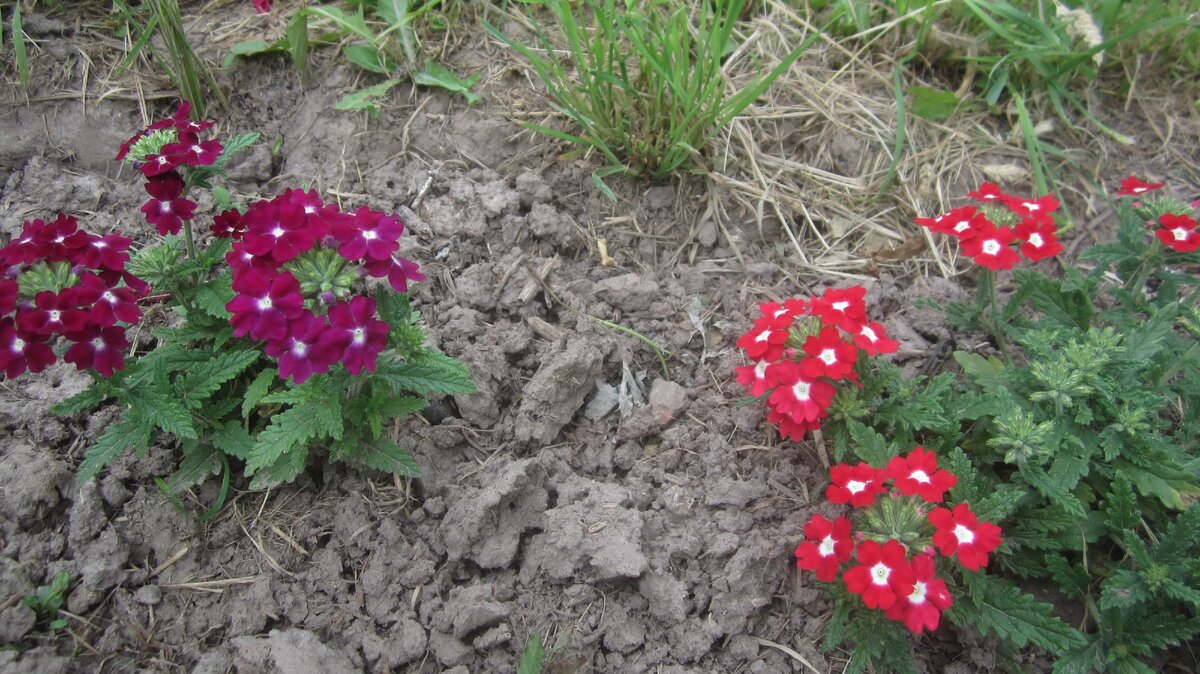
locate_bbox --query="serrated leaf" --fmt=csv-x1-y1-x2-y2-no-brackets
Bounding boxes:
244,401,331,474
335,79,400,113
215,133,261,166
1103,472,1139,535
373,350,475,396
1121,615,1200,653
1044,553,1089,598
412,61,480,105
953,351,1007,392
845,420,895,467
77,412,154,484
52,383,109,416
908,85,959,120
242,367,277,418
128,384,197,440
950,572,1085,654
1099,570,1146,610
343,43,389,73
210,420,254,460
195,278,234,319
164,444,221,491
178,350,259,407
359,436,422,476
972,483,1027,523
250,444,309,489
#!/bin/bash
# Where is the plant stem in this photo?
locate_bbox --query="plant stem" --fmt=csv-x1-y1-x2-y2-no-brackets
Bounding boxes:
977,268,1012,364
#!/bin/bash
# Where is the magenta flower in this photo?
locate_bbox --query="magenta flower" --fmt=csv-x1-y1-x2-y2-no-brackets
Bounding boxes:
32,213,80,263
333,207,404,262
64,231,132,271
64,325,128,378
141,171,196,236
0,318,55,378
139,148,187,178
241,200,321,264
327,296,389,374
211,208,246,240
265,310,340,383
253,0,271,13
226,270,305,341
162,138,222,166
18,290,87,336
0,279,17,315
74,273,142,327
364,254,425,293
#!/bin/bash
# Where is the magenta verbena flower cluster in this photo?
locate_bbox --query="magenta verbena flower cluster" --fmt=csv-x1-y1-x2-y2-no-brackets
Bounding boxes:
220,189,426,384
0,214,147,378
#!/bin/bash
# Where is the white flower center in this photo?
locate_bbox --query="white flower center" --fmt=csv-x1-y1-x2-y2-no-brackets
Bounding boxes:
773,308,789,318
753,361,768,379
819,348,837,365
157,155,170,165
271,227,285,238
304,205,317,215
1133,186,1148,193
870,562,891,586
1028,233,1044,247
832,301,850,312
191,145,203,155
818,535,836,557
102,291,116,303
908,581,928,605
91,337,105,350
860,326,878,342
161,201,172,213
846,480,866,495
12,337,25,352
94,241,107,249
953,524,975,544
352,327,365,344
363,230,378,241
54,235,66,244
257,297,273,311
291,341,308,357
1173,228,1189,241
48,310,61,322
910,469,931,484
1024,202,1040,211
982,240,1002,255
792,381,810,400
953,220,971,233
755,331,770,344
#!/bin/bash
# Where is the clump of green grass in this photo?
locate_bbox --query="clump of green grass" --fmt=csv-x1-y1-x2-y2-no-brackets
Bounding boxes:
488,0,818,197
112,0,225,117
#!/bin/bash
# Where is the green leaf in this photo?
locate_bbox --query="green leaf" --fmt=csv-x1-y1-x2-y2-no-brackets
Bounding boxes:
77,412,154,484
195,278,234,319
373,350,475,396
517,634,544,674
224,38,279,66
250,444,309,489
210,420,255,461
128,382,197,440
412,61,480,105
178,350,259,407
1099,570,1147,610
359,436,422,476
949,572,1085,654
953,351,1007,393
164,444,221,491
334,79,401,113
343,43,389,73
845,420,895,467
242,367,277,418
308,4,376,42
908,85,960,120
244,400,338,474
52,383,109,416
286,8,309,75
1103,472,1140,535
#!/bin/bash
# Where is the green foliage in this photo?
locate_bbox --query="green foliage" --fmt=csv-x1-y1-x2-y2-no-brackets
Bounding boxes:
22,571,69,632
228,1,476,112
822,192,1200,670
487,0,820,194
517,633,544,674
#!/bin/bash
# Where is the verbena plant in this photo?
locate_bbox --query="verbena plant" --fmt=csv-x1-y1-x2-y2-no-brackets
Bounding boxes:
756,177,1200,672
0,102,473,514
488,0,819,197
231,1,477,114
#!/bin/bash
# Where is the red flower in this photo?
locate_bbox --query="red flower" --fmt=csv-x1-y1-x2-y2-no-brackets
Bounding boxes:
1015,220,1064,261
961,224,1020,270
800,326,858,380
967,182,1011,203
735,359,775,397
163,138,222,167
63,325,128,378
795,514,854,582
332,207,404,262
363,254,425,293
852,320,899,355
226,270,306,341
1116,176,1164,196
74,273,142,327
736,319,789,362
326,296,389,375
766,407,823,440
927,206,988,240
1001,194,1059,226
767,360,836,423
139,148,187,178
18,290,87,336
826,461,888,507
241,199,322,264
253,0,271,12
265,310,341,384
141,171,196,236
756,299,807,329
0,279,17,315
885,553,953,634
809,285,866,331
0,318,55,378
842,540,915,610
65,231,132,271
211,208,246,240
1155,213,1200,253
886,447,957,503
31,213,80,263
929,503,1003,570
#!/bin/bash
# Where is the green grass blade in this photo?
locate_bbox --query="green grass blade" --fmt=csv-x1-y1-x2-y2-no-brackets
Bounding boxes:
287,8,310,79
12,2,29,89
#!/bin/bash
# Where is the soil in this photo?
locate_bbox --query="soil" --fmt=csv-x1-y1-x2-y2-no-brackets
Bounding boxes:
0,4,1195,674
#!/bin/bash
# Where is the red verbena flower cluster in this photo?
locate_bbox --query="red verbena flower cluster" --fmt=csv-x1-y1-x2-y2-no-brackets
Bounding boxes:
253,0,271,12
735,286,899,440
914,183,1065,270
222,189,425,383
1113,176,1200,253
116,101,221,236
0,214,147,378
795,447,1003,635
